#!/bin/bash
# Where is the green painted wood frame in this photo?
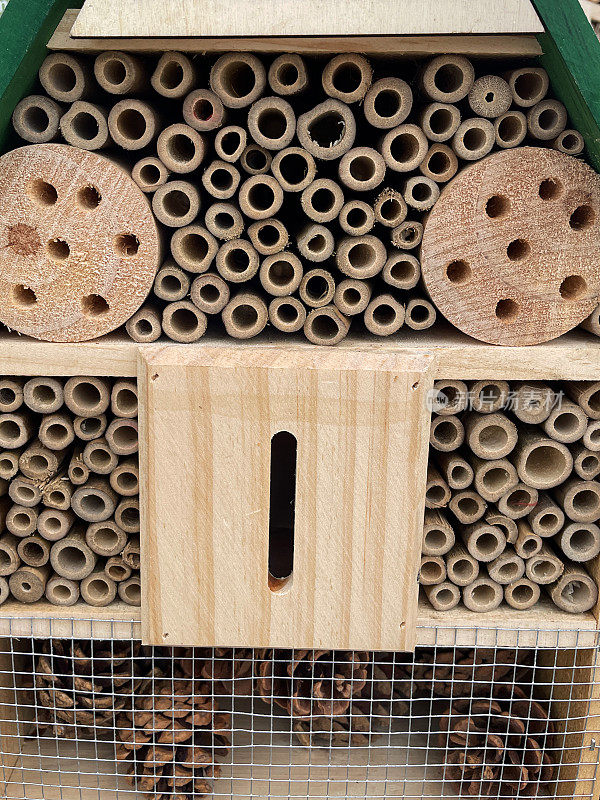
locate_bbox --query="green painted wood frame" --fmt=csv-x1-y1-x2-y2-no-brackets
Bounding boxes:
0,0,599,166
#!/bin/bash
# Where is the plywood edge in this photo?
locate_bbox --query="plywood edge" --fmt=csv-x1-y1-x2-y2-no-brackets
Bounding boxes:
0,600,141,638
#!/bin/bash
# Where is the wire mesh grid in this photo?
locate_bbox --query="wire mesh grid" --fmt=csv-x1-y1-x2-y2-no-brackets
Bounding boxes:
0,622,598,800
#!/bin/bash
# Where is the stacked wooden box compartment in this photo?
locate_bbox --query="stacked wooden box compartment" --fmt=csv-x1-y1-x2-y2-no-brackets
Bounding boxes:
2,3,600,799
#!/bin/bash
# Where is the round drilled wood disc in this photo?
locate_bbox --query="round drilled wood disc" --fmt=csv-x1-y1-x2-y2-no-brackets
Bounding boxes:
0,144,161,342
421,147,600,345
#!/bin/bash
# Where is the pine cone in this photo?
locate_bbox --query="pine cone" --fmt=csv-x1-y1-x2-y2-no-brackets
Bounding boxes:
257,649,369,718
177,647,254,695
293,707,371,747
439,685,554,797
115,673,230,800
35,639,156,738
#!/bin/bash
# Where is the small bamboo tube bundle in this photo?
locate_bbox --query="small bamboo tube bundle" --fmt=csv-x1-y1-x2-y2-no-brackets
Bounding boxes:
5,48,586,348
421,379,600,615
0,374,141,608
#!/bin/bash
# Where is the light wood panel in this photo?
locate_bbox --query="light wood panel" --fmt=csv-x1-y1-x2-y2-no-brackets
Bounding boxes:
50,9,543,56
139,345,435,650
0,601,140,639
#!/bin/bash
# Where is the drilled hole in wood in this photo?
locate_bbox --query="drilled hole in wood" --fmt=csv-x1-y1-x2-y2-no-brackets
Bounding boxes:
46,238,70,261
446,260,471,285
560,275,588,301
81,294,109,317
12,284,37,308
28,179,57,206
268,431,297,592
77,185,101,210
495,298,520,323
506,238,530,261
485,195,510,219
569,204,595,231
539,178,562,200
114,233,140,257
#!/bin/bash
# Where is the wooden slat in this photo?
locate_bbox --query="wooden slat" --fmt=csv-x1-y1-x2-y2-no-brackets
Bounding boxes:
0,600,140,639
139,345,435,650
49,9,543,56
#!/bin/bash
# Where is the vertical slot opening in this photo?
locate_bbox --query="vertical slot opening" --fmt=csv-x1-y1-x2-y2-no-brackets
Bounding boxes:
268,431,297,592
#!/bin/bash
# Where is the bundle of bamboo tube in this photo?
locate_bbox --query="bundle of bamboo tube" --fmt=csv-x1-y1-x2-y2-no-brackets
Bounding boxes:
421,379,600,614
0,375,140,607
9,50,586,345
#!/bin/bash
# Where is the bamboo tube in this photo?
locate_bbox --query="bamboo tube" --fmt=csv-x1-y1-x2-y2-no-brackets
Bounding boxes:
504,578,540,610
68,447,89,486
162,301,207,343
423,509,455,556
446,542,479,586
391,220,423,250
248,220,288,256
449,491,487,525
297,223,335,263
105,556,131,583
266,53,307,95
548,562,598,613
152,181,200,228
430,380,468,416
261,254,304,297
39,52,90,101
363,294,405,337
573,445,600,480
82,438,118,475
0,531,20,576
81,570,117,607
419,144,458,183
50,528,97,580
216,239,260,282
115,498,140,534
566,382,600,419
425,465,451,509
182,90,224,137
583,422,600,452
463,576,503,612
461,522,506,562
511,382,555,424
18,439,64,481
468,75,511,118
190,273,230,315
297,99,356,160
303,306,350,346
12,95,61,143
9,564,50,603
419,102,461,142
527,492,565,537
240,143,272,174
108,99,159,150
435,452,473,490
554,129,584,156
110,380,137,421
270,148,315,194
205,202,244,240
301,178,345,223
214,125,246,162
333,279,371,317
64,377,109,417
118,575,141,606
60,101,110,150
488,547,525,585
527,100,567,141
0,411,35,449
8,476,42,507
85,520,127,557
201,160,240,200
6,505,37,538
526,543,564,586
405,298,437,330
420,55,475,103
322,54,372,103
555,478,600,523
171,225,218,273
470,455,519,503
373,189,407,229
452,118,495,161
514,520,543,559
429,414,464,452
222,293,268,339
468,380,509,414
157,123,206,174
151,51,195,98
0,379,24,414
0,451,20,481
122,537,141,569
71,477,118,523
494,111,527,148
338,201,375,237
74,415,107,442
498,483,539,520
38,413,74,451
299,269,335,308
464,412,518,460
363,77,412,129
423,581,460,611
109,459,139,498
17,534,50,568
419,555,446,585
105,419,138,457
555,522,598,564
338,147,386,192
403,176,439,211
543,399,588,444
380,124,428,172
513,427,572,489
37,508,74,542
268,297,307,334
247,95,296,151
336,235,386,279
131,156,169,193
126,305,162,343
94,51,144,94
41,471,72,510
506,67,548,107
210,52,266,108
45,576,79,606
